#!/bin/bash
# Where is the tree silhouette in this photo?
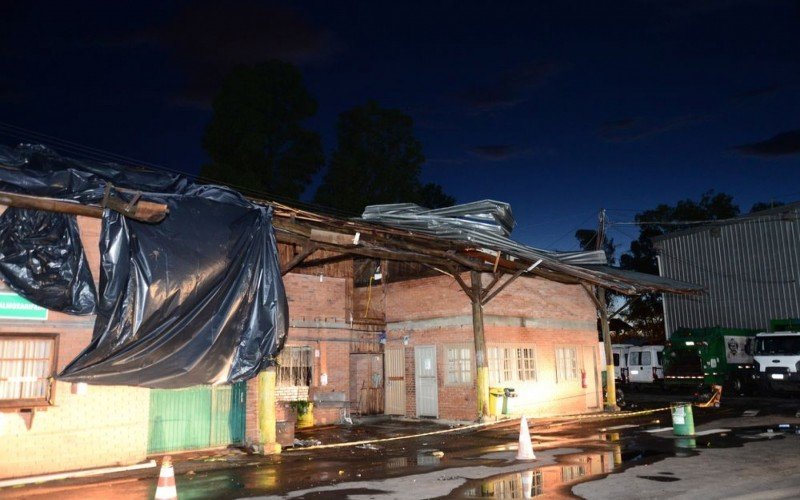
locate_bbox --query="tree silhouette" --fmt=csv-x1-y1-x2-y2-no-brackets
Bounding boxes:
314,100,453,214
201,61,324,201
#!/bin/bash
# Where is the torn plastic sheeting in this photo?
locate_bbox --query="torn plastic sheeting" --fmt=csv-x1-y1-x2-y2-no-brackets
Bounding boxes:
0,207,97,315
0,143,191,202
59,195,288,388
0,144,250,315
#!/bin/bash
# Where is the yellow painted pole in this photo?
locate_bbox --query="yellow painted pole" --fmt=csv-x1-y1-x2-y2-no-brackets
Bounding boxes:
258,367,281,454
598,289,618,411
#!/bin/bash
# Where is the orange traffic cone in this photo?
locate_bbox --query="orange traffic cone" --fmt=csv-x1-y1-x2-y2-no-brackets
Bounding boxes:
516,416,536,460
154,455,178,500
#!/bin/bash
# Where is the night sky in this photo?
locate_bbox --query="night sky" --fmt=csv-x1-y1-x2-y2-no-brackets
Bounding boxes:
1,1,798,254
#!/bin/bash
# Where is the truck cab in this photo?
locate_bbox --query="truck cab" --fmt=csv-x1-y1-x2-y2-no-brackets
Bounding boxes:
753,331,800,393
626,345,664,385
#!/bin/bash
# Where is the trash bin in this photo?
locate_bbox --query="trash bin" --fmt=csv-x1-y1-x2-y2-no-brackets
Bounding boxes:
502,388,516,415
670,402,695,436
489,387,504,416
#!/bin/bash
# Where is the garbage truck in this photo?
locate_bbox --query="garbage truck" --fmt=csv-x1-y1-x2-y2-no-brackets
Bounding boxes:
663,327,758,394
753,319,800,393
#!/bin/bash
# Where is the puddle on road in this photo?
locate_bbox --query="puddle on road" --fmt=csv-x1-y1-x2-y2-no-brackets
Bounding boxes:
448,424,799,498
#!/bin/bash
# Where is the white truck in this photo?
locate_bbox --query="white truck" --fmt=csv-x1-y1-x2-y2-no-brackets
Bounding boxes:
753,331,800,393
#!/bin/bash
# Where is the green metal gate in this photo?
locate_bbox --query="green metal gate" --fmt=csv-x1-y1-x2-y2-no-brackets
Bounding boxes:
148,382,246,454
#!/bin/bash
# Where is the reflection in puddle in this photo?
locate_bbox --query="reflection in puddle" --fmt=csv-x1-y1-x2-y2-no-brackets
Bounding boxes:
384,449,442,470
461,449,618,498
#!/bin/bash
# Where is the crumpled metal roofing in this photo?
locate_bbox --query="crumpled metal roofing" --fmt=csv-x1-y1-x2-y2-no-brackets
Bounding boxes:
361,200,703,295
362,200,608,265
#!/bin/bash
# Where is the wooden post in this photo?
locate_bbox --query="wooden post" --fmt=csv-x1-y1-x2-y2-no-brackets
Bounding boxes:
598,288,618,411
258,367,281,454
470,270,490,420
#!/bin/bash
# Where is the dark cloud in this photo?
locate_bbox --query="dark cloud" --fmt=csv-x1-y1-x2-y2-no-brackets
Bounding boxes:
734,129,800,157
129,1,337,106
468,145,520,161
598,114,708,142
461,61,564,112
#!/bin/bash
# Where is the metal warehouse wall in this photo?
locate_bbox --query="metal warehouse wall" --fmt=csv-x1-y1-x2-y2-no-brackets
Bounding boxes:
655,206,800,336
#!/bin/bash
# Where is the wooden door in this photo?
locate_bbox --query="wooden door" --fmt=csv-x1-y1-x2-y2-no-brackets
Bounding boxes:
384,348,406,415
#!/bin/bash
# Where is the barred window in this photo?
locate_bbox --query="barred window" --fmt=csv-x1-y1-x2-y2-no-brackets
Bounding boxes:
446,345,472,385
488,345,537,383
0,334,57,407
277,346,312,387
556,346,578,382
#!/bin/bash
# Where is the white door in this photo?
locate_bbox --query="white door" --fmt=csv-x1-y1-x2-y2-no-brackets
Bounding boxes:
415,346,438,417
384,348,406,415
629,349,654,383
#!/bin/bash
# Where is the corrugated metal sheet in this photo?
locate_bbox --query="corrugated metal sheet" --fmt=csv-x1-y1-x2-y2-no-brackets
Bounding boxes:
148,383,246,454
655,206,800,335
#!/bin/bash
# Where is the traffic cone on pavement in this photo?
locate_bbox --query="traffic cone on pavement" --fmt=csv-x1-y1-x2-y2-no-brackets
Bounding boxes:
516,416,536,460
154,455,178,500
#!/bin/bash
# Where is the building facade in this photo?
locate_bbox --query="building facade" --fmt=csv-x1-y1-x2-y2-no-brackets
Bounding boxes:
654,203,800,336
1,210,602,479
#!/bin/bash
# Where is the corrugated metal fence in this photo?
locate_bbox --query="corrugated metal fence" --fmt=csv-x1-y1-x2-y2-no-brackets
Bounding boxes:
656,206,800,335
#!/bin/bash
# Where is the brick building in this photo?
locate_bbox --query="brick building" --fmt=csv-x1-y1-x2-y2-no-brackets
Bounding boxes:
0,197,699,480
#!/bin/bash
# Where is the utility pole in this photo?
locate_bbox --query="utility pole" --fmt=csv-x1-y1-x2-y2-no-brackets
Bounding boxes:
596,209,618,410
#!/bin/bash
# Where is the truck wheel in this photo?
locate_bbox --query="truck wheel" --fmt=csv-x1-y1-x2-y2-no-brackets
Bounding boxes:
726,376,743,396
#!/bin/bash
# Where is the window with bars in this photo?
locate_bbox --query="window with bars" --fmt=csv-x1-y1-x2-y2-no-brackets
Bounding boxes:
0,334,57,408
445,344,472,385
555,346,578,382
488,345,537,383
276,346,312,387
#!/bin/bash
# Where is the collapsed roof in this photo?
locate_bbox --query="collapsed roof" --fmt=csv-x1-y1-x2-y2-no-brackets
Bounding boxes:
268,199,703,296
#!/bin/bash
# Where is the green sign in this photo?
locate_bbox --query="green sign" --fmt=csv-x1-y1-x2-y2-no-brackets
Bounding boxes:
0,292,48,320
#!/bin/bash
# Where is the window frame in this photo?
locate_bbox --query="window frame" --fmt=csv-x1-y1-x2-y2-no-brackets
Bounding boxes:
276,345,313,387
0,333,59,410
445,343,473,386
555,346,579,383
488,344,537,384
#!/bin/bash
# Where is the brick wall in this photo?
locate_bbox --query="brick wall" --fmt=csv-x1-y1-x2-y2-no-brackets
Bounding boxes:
0,212,150,479
384,273,601,421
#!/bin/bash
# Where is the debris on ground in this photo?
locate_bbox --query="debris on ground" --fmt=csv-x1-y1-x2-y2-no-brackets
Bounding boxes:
293,439,323,448
742,409,760,417
355,444,382,451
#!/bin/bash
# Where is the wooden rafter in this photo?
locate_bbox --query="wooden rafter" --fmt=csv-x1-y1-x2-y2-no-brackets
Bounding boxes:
280,244,319,275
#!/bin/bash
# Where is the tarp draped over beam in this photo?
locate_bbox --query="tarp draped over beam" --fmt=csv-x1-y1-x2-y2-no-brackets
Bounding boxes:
0,144,288,388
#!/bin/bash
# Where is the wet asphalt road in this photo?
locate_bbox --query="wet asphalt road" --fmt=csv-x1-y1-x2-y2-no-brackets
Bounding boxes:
3,391,800,499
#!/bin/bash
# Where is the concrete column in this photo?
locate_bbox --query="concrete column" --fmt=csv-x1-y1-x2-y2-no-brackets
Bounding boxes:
258,367,281,454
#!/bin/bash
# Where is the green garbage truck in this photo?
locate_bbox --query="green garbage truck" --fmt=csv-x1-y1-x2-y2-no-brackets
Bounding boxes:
663,327,759,394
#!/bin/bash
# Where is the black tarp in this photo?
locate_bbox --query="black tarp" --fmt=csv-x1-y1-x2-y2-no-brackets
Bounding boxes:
0,144,288,387
0,208,96,314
